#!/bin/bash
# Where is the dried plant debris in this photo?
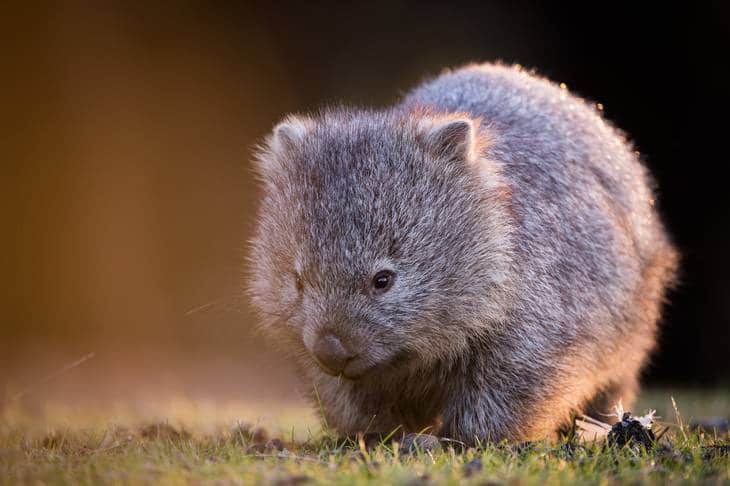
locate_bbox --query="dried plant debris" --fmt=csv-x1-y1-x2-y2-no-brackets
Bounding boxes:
607,411,656,448
139,422,191,441
574,415,612,442
575,400,657,448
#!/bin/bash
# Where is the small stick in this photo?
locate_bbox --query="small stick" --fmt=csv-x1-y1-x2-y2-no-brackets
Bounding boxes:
184,298,225,316
6,352,96,403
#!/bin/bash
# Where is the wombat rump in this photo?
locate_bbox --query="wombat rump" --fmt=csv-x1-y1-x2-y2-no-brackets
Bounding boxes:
247,63,677,443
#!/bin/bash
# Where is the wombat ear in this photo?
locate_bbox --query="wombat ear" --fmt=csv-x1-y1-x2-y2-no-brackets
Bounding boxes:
256,115,313,178
269,115,313,154
419,117,478,161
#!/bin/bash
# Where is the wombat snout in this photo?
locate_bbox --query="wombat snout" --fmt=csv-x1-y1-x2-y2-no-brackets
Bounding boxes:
310,333,357,377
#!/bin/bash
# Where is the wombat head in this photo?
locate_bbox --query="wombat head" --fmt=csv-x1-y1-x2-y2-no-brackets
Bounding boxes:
248,108,514,380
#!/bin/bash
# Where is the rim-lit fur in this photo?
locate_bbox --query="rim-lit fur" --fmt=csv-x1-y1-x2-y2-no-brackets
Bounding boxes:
247,63,678,443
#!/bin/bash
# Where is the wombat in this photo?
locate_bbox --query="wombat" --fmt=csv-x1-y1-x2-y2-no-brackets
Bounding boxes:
247,63,678,443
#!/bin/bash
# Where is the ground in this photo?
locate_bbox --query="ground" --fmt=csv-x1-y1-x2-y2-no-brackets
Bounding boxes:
1,389,728,485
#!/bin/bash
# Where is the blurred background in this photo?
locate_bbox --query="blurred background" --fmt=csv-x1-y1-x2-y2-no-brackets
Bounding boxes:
1,2,728,414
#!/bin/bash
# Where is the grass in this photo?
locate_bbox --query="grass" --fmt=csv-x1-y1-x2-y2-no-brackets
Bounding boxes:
1,389,728,485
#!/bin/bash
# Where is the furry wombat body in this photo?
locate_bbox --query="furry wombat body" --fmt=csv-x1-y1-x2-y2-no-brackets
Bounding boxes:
248,63,677,443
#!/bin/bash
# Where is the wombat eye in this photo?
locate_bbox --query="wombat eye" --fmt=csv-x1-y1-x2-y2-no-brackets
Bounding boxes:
371,270,395,294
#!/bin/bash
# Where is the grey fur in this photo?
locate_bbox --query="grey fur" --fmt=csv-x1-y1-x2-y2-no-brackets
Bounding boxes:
247,63,678,443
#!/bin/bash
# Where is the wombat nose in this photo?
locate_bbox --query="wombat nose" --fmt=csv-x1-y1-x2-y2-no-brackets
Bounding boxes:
311,333,356,375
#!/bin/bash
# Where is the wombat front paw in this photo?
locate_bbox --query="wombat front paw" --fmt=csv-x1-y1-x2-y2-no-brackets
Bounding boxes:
399,433,442,454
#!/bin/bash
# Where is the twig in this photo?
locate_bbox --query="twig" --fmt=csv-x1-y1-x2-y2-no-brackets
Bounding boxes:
6,352,96,403
184,298,225,316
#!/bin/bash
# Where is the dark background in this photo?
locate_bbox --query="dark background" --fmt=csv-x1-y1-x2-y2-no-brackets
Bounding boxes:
2,2,728,406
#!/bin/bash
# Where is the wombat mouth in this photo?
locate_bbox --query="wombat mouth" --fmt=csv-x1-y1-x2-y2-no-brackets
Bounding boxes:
317,349,415,381
313,356,374,381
